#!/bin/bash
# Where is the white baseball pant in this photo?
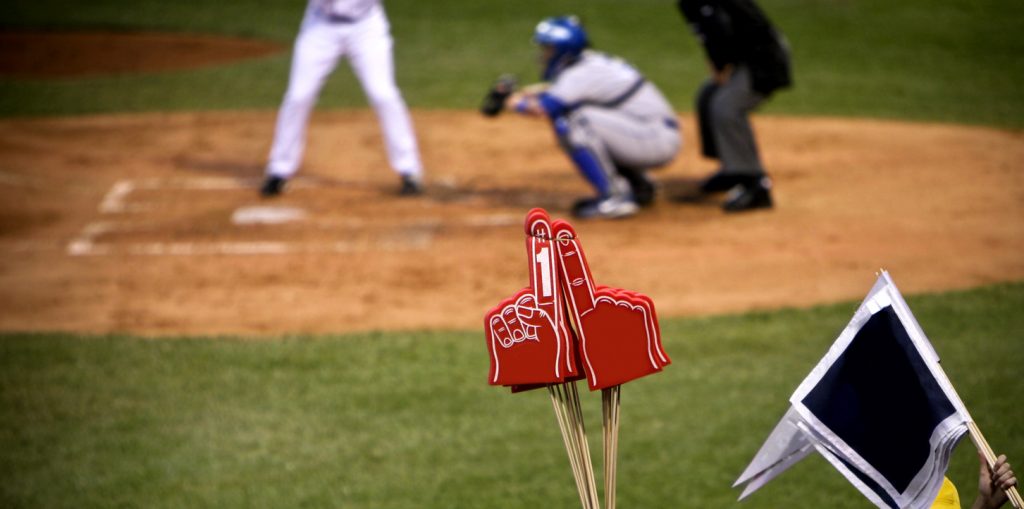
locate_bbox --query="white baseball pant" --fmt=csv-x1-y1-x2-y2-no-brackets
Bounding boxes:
266,4,422,180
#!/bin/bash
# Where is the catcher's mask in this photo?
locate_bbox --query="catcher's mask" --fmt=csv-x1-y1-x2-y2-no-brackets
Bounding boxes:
533,15,589,81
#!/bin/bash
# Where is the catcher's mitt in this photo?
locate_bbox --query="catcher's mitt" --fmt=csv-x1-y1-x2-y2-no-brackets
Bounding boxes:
480,74,518,117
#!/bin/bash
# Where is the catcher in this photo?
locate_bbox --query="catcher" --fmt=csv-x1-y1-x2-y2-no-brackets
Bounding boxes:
481,15,681,219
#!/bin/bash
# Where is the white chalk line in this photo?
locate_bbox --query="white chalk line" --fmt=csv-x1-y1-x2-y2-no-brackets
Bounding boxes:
231,206,307,225
65,178,519,257
99,180,134,213
67,234,437,257
67,221,116,256
0,170,35,187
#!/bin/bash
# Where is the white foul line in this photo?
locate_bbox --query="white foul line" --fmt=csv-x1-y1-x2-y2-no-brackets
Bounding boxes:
65,178,519,257
99,180,135,213
67,222,115,256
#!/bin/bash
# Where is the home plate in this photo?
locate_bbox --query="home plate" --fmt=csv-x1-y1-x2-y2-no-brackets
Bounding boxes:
232,206,307,225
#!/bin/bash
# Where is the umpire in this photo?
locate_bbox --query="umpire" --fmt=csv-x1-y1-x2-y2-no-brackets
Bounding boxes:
678,0,791,212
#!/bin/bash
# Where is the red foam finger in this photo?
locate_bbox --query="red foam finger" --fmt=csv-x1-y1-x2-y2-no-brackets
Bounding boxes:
524,207,552,237
554,289,580,378
526,210,558,309
553,223,664,390
617,289,670,368
508,322,586,392
524,209,578,378
586,288,663,388
486,288,566,386
552,220,596,317
517,293,580,378
485,295,518,384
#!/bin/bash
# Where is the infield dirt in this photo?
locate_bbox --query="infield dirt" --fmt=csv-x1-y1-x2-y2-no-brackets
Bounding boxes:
0,110,1022,336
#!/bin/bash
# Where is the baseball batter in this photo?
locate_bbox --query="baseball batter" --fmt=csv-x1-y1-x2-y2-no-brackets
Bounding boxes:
261,0,424,197
504,16,681,219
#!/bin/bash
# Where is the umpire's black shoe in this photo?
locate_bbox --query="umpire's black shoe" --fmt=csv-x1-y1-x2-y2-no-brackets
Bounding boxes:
699,170,747,194
723,177,773,213
260,175,286,197
399,174,423,196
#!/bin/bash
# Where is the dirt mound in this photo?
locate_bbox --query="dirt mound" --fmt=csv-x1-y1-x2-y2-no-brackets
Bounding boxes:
0,31,283,78
0,110,1021,336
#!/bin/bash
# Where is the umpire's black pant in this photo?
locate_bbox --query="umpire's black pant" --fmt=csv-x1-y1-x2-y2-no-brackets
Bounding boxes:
696,64,768,176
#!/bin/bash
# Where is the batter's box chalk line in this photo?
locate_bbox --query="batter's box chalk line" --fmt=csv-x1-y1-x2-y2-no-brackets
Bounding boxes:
67,177,520,256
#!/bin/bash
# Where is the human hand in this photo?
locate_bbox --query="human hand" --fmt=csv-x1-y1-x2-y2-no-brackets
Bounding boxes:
520,82,551,95
712,63,734,85
503,84,549,116
973,453,1017,509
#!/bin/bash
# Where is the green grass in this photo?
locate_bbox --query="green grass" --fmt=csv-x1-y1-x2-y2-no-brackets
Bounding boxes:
1,2,1021,506
1,0,1022,127
2,282,1021,508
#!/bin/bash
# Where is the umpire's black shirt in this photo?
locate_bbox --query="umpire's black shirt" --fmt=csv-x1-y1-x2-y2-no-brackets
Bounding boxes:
677,0,792,94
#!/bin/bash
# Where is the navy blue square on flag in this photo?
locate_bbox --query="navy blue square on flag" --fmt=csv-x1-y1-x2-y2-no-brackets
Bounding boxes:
800,306,957,493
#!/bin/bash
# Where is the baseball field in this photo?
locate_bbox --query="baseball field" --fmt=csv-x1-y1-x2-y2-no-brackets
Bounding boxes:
1,0,1022,507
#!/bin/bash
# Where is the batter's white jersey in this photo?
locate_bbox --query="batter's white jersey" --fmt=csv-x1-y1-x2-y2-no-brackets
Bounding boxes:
266,0,422,180
313,0,379,20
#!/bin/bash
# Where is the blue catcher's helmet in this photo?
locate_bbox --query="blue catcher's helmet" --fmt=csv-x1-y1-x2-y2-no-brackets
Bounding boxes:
533,15,589,81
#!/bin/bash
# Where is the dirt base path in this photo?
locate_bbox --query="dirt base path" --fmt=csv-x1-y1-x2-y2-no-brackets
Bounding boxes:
0,110,1021,336
0,31,283,78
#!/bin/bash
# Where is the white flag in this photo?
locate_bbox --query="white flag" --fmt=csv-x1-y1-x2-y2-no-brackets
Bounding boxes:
736,272,972,509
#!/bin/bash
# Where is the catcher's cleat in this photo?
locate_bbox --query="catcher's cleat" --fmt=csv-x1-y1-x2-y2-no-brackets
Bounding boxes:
399,174,423,196
571,195,639,220
260,175,286,197
723,176,773,212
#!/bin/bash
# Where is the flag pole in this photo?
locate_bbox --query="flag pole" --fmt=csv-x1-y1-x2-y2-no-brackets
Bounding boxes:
930,360,1021,508
966,421,1023,509
881,271,1020,508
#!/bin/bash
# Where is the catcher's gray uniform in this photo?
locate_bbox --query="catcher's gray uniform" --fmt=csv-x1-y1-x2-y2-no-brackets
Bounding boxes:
540,50,681,204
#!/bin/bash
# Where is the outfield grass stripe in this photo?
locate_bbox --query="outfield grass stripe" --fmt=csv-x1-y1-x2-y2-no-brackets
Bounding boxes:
2,282,1021,507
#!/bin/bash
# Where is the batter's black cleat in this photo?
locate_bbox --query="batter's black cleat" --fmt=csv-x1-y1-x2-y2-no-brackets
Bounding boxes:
699,170,747,194
399,174,423,196
260,175,286,197
722,177,773,212
616,166,657,207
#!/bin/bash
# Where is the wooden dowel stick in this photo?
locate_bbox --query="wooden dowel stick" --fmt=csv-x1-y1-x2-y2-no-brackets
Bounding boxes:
559,385,588,509
550,385,588,509
602,388,611,509
557,389,587,509
556,385,583,479
566,383,599,509
569,381,600,508
608,385,620,509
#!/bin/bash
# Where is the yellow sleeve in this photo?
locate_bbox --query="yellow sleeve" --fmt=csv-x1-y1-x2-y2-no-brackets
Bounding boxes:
930,477,961,509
